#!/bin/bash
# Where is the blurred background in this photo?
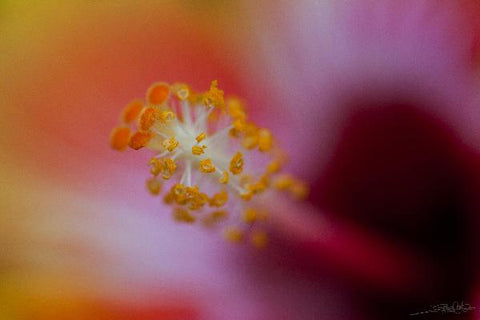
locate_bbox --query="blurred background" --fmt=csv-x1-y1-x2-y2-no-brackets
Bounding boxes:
1,0,480,319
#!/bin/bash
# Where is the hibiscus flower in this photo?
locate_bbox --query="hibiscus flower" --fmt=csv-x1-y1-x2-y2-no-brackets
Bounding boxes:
1,0,480,319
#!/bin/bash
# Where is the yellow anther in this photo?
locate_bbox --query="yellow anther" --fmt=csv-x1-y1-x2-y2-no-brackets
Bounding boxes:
149,157,164,176
173,183,185,195
266,160,281,174
146,178,162,195
242,133,259,150
186,186,208,210
250,230,268,248
229,152,244,175
209,189,228,207
203,80,225,109
162,158,176,179
147,82,170,105
138,106,159,132
202,210,227,226
163,137,179,152
240,190,253,201
273,174,294,190
163,191,175,204
219,171,229,184
226,98,246,121
173,208,195,223
192,145,206,155
252,181,268,194
242,208,258,224
258,129,273,152
171,183,187,204
199,159,216,173
223,226,244,243
195,132,206,143
129,131,152,150
110,126,131,151
232,119,246,133
121,100,144,124
159,111,175,123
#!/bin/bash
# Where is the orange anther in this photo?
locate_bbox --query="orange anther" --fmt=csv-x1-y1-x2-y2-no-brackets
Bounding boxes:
128,131,151,150
121,100,144,124
147,82,170,105
138,107,159,131
110,126,131,151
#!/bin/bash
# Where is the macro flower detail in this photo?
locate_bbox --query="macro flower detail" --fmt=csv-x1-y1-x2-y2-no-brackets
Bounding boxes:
110,80,308,246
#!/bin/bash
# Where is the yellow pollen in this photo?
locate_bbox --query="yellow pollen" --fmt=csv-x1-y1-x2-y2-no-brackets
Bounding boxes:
240,190,253,201
173,208,195,223
173,83,190,100
163,137,179,152
149,157,163,176
209,189,228,207
219,171,229,184
226,98,246,121
192,145,206,155
202,210,227,226
273,174,294,190
146,178,162,195
258,129,273,152
266,160,282,174
203,80,225,109
199,159,216,173
223,226,244,243
242,132,259,150
159,111,175,123
109,80,309,246
242,208,258,224
162,158,177,179
196,132,206,143
229,152,244,175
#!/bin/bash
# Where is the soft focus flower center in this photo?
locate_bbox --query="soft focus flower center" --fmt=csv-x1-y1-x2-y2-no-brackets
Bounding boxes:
109,80,307,246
